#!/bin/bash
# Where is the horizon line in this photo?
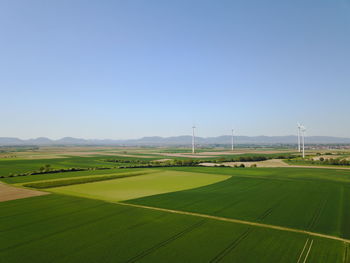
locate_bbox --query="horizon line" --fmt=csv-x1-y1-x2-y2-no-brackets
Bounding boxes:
1,134,350,141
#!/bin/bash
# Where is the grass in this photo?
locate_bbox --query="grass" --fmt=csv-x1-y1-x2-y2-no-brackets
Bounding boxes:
22,171,154,189
0,149,295,179
0,194,347,263
126,167,350,239
0,155,161,177
48,170,229,202
16,165,350,240
2,148,350,262
286,158,350,167
0,167,149,184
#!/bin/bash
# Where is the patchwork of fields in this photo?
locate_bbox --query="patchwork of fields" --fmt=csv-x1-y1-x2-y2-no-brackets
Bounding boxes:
1,152,350,262
49,170,229,201
128,167,350,239
0,194,347,263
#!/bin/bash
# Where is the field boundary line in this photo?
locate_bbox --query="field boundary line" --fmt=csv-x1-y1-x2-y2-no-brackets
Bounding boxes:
116,202,350,244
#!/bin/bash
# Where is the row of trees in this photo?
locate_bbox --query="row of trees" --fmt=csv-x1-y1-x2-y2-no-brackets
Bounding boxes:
318,158,350,166
289,157,350,166
119,159,260,169
119,159,200,168
209,154,292,163
2,166,111,178
105,159,149,164
105,154,294,169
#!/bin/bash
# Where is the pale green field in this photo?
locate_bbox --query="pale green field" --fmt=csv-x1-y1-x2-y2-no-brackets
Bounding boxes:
50,170,229,201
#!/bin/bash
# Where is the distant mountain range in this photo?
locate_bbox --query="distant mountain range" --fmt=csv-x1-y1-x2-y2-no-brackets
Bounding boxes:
1,135,350,146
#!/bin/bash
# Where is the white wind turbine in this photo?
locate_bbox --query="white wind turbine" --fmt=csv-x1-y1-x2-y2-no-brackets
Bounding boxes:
297,123,302,152
192,125,196,154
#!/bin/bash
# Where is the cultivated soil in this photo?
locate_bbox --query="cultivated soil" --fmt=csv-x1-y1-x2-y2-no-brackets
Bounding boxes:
0,183,48,202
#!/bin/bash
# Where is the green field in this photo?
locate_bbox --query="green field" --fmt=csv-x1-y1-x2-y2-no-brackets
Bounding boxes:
22,171,157,189
1,149,350,262
1,168,152,184
128,167,350,239
0,149,296,178
0,194,347,263
0,155,161,177
49,170,229,201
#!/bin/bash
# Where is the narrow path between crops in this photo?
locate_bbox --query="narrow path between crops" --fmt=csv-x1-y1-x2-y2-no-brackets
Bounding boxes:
116,202,350,244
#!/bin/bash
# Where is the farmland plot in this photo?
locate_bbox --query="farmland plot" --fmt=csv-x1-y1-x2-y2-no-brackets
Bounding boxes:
127,167,350,239
48,170,229,201
0,194,347,263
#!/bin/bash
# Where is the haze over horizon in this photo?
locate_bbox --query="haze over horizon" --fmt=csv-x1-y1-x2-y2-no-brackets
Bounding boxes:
2,134,350,147
1,0,350,139
3,133,350,142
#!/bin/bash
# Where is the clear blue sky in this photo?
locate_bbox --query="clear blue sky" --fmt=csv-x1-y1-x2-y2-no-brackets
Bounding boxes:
1,0,350,139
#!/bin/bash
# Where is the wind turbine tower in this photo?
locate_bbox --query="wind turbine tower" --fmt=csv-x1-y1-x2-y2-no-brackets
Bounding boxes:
297,123,301,152
192,126,196,154
301,125,306,158
231,129,234,151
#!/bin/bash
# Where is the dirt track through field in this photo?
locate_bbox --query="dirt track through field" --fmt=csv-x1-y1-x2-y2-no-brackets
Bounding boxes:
116,202,350,244
0,183,48,202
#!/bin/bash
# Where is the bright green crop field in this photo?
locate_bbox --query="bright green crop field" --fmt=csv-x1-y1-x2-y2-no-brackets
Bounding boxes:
1,167,150,184
0,155,161,177
48,170,229,201
0,194,347,263
128,167,350,239
1,157,350,262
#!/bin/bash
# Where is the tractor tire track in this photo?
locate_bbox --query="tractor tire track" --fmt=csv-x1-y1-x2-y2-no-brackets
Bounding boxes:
297,238,310,263
0,195,78,219
1,202,108,232
307,193,329,231
344,243,349,263
52,213,169,263
302,239,314,263
125,220,206,263
0,207,132,252
116,202,350,244
209,228,252,263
